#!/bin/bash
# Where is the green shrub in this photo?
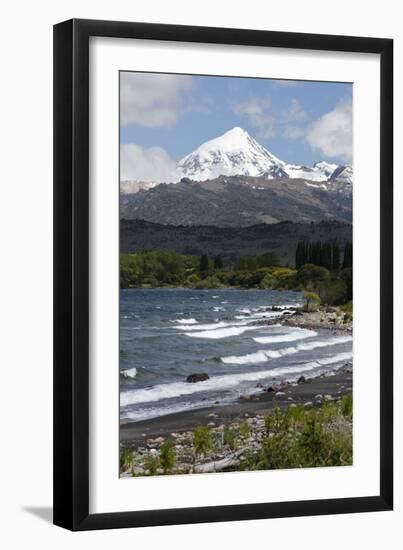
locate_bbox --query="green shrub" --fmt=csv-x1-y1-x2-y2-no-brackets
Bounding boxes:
223,426,237,450
120,447,133,470
303,291,321,312
340,300,353,313
144,454,160,476
192,425,213,456
245,395,353,471
296,264,330,295
239,420,251,439
159,440,176,474
340,393,353,418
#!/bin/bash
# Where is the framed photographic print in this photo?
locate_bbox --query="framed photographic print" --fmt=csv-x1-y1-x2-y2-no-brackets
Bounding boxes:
53,19,393,530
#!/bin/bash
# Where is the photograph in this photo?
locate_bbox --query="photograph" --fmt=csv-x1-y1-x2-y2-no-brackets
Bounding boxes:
119,71,354,477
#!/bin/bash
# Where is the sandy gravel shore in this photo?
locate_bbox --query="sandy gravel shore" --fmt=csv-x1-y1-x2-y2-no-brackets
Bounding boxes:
120,366,352,446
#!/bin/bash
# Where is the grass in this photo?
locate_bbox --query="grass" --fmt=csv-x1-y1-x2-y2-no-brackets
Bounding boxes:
223,425,237,450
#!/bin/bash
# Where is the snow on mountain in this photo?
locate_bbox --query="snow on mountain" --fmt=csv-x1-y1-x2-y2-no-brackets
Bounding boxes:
121,127,351,191
284,161,338,182
174,127,289,181
313,161,339,178
329,165,353,184
174,127,347,184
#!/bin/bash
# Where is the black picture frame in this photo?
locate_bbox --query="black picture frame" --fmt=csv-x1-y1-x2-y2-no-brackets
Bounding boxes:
53,18,393,531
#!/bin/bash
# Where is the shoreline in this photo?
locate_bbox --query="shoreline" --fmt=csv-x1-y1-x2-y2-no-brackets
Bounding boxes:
120,364,352,446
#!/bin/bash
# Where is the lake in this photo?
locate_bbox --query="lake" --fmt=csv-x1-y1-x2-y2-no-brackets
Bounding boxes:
120,288,352,423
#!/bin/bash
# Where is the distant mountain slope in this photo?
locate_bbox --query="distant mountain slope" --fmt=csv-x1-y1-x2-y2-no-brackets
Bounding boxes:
120,219,352,266
120,174,352,227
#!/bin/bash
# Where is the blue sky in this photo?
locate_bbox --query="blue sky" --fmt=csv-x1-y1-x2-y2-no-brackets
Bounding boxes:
120,72,352,181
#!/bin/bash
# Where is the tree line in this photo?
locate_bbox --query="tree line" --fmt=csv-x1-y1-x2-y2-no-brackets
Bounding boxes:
295,241,352,270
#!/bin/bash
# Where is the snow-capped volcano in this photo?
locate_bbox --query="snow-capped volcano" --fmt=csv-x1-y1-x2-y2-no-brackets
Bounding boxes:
174,127,350,184
175,127,288,181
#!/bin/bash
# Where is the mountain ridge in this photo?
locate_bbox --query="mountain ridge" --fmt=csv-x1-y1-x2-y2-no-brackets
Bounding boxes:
120,174,352,227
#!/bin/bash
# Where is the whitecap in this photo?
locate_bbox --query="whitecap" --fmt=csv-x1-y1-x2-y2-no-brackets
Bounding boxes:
121,367,137,378
253,329,317,344
184,325,262,339
221,336,352,364
120,352,352,407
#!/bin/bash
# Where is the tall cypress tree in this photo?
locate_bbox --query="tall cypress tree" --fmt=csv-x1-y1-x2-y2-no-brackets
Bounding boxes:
323,243,332,270
214,255,223,270
199,254,209,273
296,241,304,268
342,242,353,269
332,243,340,271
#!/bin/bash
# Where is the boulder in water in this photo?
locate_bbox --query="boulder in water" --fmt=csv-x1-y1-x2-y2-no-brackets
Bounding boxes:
186,373,210,383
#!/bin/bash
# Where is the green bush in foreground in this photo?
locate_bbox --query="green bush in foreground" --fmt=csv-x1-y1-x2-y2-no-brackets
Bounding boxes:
239,420,251,439
120,447,133,471
223,426,237,450
144,455,160,476
160,439,176,474
192,425,213,456
241,395,353,471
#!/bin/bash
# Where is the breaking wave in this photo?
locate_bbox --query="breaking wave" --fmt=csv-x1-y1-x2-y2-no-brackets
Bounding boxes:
221,336,352,364
120,351,351,407
253,329,317,344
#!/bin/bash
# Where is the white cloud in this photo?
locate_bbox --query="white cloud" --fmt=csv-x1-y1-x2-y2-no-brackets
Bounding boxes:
120,72,193,128
233,97,309,141
283,99,308,123
306,99,352,161
232,96,275,139
281,99,308,140
120,143,176,182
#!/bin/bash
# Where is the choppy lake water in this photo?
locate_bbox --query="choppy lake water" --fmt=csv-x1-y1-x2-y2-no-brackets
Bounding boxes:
120,288,352,423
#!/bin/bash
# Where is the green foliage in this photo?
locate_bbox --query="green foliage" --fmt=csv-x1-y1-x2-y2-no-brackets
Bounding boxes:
120,251,198,288
199,254,209,274
214,255,224,270
340,300,353,313
194,275,222,289
340,393,353,418
296,240,344,270
340,268,352,301
332,243,341,271
120,250,352,303
237,251,279,271
242,396,353,471
192,425,213,456
159,440,176,474
256,252,280,268
144,455,160,476
342,242,353,269
237,256,258,271
239,420,251,439
120,447,133,470
223,426,237,450
303,291,321,312
296,264,330,291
